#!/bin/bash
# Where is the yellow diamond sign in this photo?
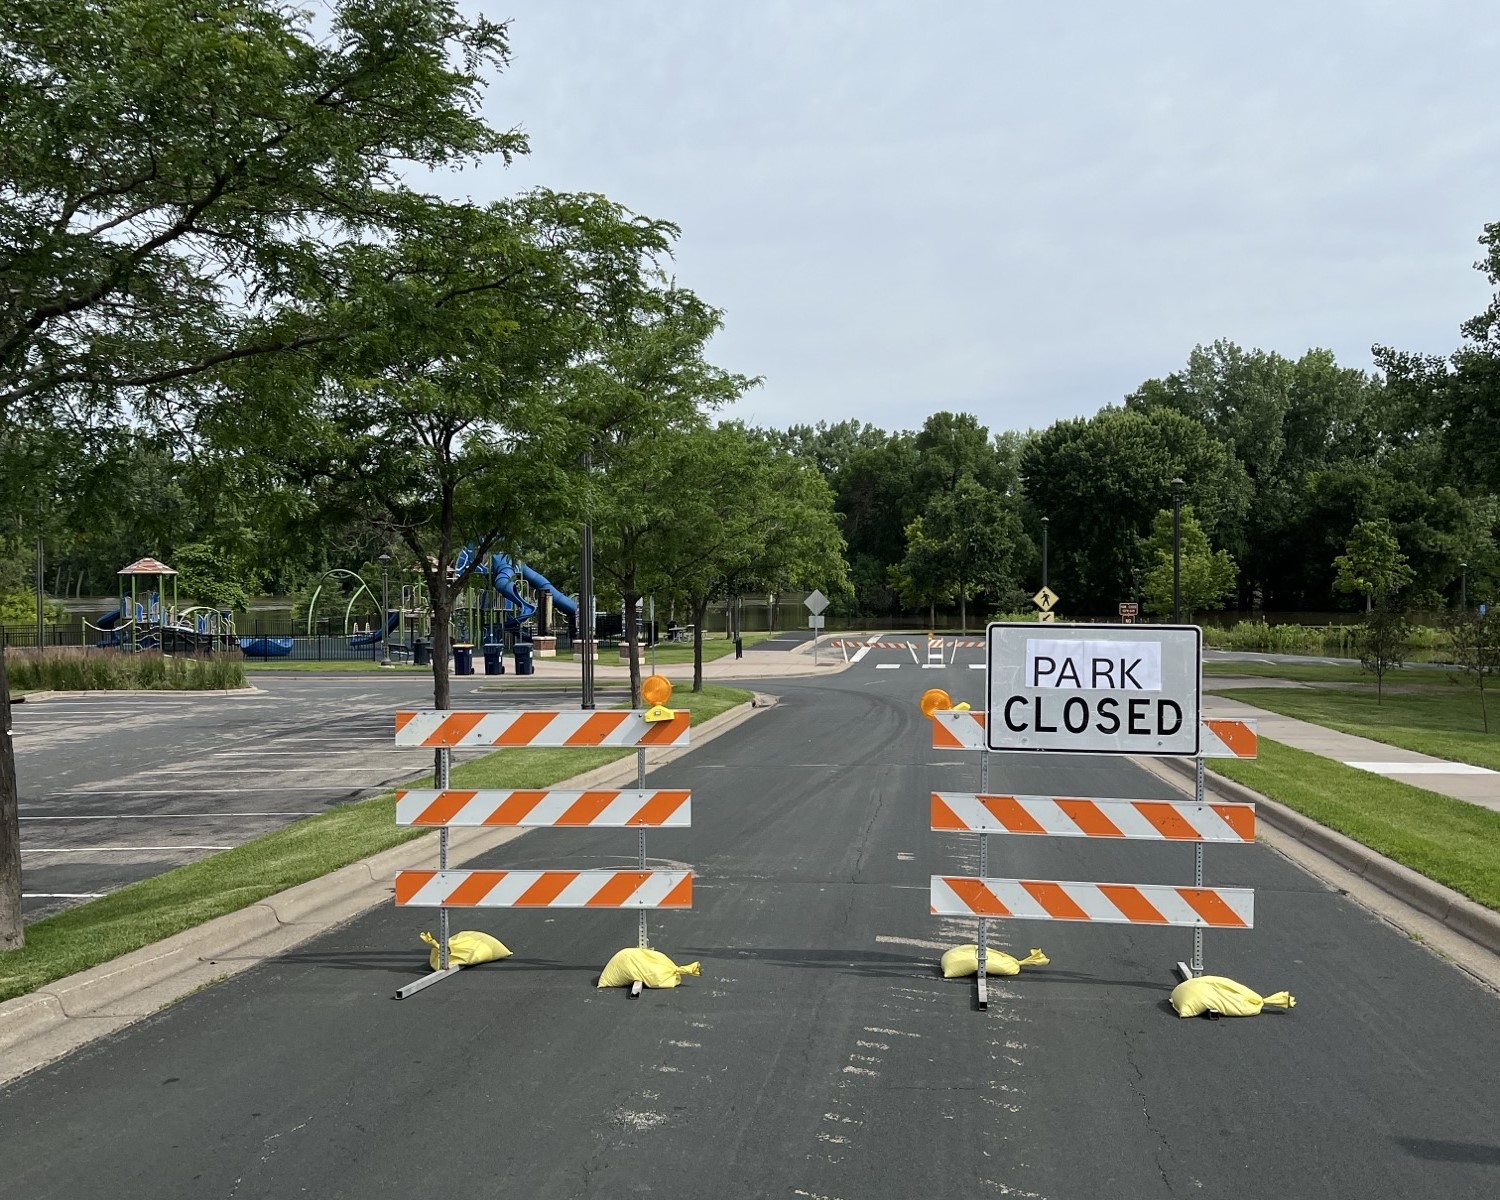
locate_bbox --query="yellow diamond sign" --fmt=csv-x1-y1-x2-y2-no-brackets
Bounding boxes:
1032,586,1059,611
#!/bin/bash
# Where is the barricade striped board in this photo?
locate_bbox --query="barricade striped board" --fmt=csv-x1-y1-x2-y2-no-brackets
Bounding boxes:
395,709,691,748
395,868,693,909
930,712,1257,758
930,791,1254,842
396,788,692,828
930,876,1254,928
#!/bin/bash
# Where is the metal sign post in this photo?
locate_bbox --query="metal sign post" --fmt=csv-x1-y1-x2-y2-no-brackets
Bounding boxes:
804,589,829,665
1177,752,1209,983
976,742,990,1010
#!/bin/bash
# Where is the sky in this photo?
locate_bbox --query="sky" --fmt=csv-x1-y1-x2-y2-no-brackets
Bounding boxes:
446,1,1500,437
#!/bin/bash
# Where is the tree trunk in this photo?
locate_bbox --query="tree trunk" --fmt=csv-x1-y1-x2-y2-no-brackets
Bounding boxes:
959,586,967,635
691,595,710,693
623,579,642,709
0,649,23,950
430,590,453,711
929,599,935,631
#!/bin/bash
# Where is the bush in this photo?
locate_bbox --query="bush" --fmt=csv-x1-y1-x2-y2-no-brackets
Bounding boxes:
6,648,245,692
1201,619,1447,659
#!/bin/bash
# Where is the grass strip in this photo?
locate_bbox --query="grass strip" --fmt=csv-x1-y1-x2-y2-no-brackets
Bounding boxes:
1224,685,1500,771
1216,739,1500,910
7,649,245,691
0,684,752,1003
1203,660,1459,686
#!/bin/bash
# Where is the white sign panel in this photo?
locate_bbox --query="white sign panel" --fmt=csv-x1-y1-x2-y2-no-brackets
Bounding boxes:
804,589,829,616
985,622,1201,756
807,615,825,630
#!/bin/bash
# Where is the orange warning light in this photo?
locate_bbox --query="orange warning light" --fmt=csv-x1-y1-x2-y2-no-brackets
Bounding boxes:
642,674,673,707
920,688,953,718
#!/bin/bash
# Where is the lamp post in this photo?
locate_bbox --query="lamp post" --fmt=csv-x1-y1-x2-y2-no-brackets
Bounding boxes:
379,554,392,668
1461,562,1468,611
1041,516,1050,591
1171,478,1185,624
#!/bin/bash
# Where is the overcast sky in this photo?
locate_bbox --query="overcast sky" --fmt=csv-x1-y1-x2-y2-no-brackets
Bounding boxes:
452,1,1500,437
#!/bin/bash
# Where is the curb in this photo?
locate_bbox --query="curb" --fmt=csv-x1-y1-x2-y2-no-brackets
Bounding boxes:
1156,755,1500,959
0,692,772,1085
10,687,262,703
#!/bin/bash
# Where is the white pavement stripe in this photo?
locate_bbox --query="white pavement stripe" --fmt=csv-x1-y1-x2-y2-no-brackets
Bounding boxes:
875,663,901,670
23,893,108,899
907,643,919,663
1345,761,1496,775
850,645,871,664
20,813,321,820
968,662,986,670
22,846,233,853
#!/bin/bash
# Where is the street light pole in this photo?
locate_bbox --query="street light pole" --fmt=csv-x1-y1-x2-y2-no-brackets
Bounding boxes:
379,554,392,668
1171,478,1185,624
1041,516,1049,591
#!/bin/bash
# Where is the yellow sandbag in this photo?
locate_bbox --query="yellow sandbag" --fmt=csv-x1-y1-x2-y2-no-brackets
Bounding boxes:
940,945,1049,979
598,947,703,989
421,930,512,970
1170,975,1296,1019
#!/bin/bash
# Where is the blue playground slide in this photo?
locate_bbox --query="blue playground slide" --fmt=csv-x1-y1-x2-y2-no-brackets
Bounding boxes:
350,611,400,648
238,636,294,658
521,563,578,617
453,547,575,629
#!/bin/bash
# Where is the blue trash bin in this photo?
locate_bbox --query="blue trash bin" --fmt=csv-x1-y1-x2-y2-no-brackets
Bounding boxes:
453,643,475,676
412,638,431,667
483,643,504,675
513,642,534,676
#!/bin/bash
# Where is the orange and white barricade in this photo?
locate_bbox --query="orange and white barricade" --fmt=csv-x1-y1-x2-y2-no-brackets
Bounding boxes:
919,683,1260,1003
393,676,692,999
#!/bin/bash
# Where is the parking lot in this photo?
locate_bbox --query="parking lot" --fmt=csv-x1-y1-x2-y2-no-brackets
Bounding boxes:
10,673,631,919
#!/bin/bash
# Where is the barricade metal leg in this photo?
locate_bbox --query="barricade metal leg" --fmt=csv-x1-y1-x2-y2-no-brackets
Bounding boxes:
396,746,461,999
1176,753,1207,983
976,745,989,1010
637,748,649,951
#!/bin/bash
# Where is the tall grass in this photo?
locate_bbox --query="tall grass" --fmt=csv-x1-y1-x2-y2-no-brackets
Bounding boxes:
6,648,245,692
1202,620,1448,658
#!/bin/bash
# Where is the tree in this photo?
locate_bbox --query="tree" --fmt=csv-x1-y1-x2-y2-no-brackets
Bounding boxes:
1335,520,1414,701
209,195,677,710
1448,610,1500,733
1334,519,1415,610
1141,505,1238,620
1,0,524,951
656,425,848,691
562,289,754,706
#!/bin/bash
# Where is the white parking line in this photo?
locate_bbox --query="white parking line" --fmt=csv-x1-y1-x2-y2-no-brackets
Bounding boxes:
20,813,322,820
968,662,986,670
24,893,107,899
850,645,871,664
875,663,901,670
22,846,234,853
906,643,919,664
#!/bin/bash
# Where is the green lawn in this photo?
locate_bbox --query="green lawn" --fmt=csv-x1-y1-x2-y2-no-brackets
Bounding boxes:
1216,740,1500,910
0,684,752,1002
1225,684,1500,770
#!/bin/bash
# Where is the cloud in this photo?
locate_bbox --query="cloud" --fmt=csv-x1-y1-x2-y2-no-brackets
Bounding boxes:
452,0,1500,434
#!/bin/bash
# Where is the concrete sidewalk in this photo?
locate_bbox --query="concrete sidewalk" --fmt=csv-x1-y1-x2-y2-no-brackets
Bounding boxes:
1203,690,1500,812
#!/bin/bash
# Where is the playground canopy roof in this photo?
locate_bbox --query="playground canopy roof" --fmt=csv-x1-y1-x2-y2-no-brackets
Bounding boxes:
119,556,176,576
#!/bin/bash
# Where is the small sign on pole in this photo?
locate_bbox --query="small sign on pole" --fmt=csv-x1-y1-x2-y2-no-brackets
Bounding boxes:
1118,601,1139,623
805,590,829,663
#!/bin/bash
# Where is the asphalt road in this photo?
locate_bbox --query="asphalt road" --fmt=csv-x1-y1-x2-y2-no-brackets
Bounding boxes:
11,674,630,919
4,646,1500,1197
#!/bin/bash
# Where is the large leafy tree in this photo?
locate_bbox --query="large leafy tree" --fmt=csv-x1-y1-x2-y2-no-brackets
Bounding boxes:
207,195,677,709
1141,505,1238,620
561,289,753,706
1,0,523,950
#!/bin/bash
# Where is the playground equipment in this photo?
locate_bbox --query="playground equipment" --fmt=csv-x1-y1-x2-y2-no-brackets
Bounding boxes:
452,547,578,647
89,556,236,653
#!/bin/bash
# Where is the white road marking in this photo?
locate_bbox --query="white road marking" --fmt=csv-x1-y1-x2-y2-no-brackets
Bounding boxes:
22,845,233,853
906,642,919,663
850,645,871,664
23,892,107,899
20,813,321,820
876,934,951,951
875,663,900,670
969,662,986,670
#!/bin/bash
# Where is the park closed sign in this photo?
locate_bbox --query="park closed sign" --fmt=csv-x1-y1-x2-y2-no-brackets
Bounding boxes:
985,622,1202,756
